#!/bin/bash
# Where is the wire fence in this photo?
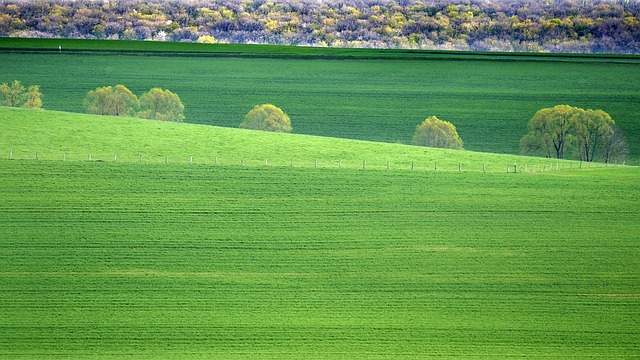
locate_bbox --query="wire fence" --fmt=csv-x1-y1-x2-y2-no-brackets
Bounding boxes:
3,149,627,173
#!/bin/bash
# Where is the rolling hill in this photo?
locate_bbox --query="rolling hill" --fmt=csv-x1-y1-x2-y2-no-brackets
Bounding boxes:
0,107,596,172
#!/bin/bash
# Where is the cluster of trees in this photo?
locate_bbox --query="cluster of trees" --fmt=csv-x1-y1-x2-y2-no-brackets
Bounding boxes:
84,85,185,122
520,105,628,163
0,80,42,109
1,0,639,53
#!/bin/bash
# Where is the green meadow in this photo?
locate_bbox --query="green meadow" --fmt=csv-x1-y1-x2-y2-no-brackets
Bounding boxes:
1,107,640,358
1,39,639,358
1,38,639,158
1,160,639,358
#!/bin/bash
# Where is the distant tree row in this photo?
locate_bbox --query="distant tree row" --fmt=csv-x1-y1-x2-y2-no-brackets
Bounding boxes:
1,0,639,53
0,80,42,109
84,85,185,122
520,105,628,163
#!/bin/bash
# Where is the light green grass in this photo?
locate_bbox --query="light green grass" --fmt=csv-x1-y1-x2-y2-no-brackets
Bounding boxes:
0,107,603,172
0,160,638,358
1,38,639,159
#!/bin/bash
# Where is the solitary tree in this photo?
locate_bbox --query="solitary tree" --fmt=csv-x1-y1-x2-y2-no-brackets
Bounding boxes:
84,85,138,116
240,104,292,133
0,80,42,109
138,88,185,122
412,116,463,150
520,105,578,159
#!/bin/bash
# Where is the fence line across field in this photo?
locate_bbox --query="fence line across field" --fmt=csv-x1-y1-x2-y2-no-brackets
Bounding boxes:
4,150,625,173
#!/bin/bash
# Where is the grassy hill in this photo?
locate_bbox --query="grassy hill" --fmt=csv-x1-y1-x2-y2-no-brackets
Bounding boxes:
1,106,639,358
0,107,595,172
1,38,639,159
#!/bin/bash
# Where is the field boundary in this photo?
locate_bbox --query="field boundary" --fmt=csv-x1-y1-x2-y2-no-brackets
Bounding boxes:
2,149,622,174
2,38,640,63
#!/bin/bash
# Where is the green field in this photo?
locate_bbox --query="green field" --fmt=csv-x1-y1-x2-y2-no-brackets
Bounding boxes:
1,106,640,358
0,107,592,172
1,38,639,159
1,160,639,358
1,39,639,358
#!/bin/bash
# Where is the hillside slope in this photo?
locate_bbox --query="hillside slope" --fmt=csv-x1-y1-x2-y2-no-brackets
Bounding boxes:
0,107,591,172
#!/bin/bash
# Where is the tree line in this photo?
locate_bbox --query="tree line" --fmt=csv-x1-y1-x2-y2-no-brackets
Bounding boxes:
0,83,628,162
252,103,628,163
1,0,639,53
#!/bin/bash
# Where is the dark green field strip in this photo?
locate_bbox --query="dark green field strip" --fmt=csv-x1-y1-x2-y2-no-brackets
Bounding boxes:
0,161,638,357
3,38,640,63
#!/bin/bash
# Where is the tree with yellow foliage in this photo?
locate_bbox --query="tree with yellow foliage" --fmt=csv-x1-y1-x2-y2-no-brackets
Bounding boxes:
412,116,463,150
240,104,292,133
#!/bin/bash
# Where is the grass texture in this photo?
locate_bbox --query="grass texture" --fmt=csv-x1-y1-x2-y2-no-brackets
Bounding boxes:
0,160,638,358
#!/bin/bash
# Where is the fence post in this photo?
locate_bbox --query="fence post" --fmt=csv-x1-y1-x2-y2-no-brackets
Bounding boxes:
9,151,12,160
411,161,414,170
507,165,510,173
434,163,437,171
339,159,342,169
265,159,268,166
89,153,92,161
363,160,366,170
315,159,318,168
114,154,117,162
514,164,517,173
459,163,462,172
190,156,193,165
290,159,293,167
139,154,142,163
483,164,486,173
387,161,390,170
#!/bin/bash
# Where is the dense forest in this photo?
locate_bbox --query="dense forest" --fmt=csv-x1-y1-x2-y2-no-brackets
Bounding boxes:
1,0,639,53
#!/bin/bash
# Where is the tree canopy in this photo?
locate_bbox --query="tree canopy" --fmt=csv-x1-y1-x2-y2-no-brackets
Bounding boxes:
520,105,577,159
520,105,627,162
84,85,138,117
0,80,42,109
412,116,463,150
138,88,185,122
240,104,292,133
